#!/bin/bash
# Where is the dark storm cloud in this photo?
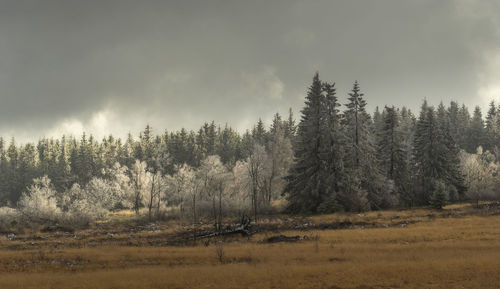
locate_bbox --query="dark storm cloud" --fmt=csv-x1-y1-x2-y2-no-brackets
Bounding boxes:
0,0,499,141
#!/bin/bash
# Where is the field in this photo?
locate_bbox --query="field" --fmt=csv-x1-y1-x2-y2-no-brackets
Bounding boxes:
0,203,499,289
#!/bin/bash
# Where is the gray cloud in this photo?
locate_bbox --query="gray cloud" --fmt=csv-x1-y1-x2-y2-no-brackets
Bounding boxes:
0,0,499,142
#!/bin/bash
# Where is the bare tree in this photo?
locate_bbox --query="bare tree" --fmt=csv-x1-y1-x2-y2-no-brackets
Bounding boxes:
197,156,230,231
130,160,151,215
262,129,294,204
247,144,267,221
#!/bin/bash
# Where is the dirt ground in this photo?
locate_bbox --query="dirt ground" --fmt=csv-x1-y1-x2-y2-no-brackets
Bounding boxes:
0,202,499,289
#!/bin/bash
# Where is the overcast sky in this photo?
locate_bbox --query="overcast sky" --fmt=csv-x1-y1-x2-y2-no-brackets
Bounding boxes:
1,0,499,142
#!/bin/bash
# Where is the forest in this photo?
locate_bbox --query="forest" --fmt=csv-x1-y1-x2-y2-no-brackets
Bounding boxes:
0,73,499,229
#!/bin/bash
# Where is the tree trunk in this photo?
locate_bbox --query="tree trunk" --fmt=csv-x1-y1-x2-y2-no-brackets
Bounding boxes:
192,194,197,241
253,186,258,222
156,182,161,219
212,196,217,231
218,187,223,233
148,174,156,221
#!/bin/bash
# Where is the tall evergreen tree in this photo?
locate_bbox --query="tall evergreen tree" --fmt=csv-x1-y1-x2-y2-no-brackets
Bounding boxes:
6,138,20,202
456,104,471,150
394,107,415,206
270,113,283,136
447,101,460,146
252,118,267,146
466,106,486,153
436,103,466,199
342,81,388,210
285,73,329,213
413,101,437,203
284,107,297,140
216,125,240,166
485,101,498,152
320,81,344,199
377,106,400,179
0,138,7,204
413,101,465,204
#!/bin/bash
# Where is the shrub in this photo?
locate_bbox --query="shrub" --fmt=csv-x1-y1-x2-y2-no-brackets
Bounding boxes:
0,207,20,233
430,181,448,210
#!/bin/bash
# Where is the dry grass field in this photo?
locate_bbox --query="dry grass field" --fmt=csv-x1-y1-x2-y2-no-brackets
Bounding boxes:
0,203,499,289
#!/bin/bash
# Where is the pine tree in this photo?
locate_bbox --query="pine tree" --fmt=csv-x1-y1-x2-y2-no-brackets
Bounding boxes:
53,136,71,191
217,125,240,166
0,138,8,204
284,73,328,213
284,107,297,140
413,101,466,204
430,180,448,209
252,118,267,146
373,106,384,139
466,106,486,153
270,113,283,136
395,107,415,206
485,101,498,152
436,103,466,199
343,81,369,169
413,101,439,203
319,81,344,204
6,138,20,202
18,143,38,195
118,133,136,169
239,130,254,160
75,133,94,185
377,106,400,179
342,81,388,210
377,106,415,206
447,101,460,147
140,124,158,171
456,104,471,150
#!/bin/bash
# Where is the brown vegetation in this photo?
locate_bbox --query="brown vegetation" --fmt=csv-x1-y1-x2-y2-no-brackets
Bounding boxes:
0,203,499,289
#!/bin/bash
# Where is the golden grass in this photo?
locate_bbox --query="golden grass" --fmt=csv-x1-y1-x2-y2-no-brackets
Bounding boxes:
0,208,499,288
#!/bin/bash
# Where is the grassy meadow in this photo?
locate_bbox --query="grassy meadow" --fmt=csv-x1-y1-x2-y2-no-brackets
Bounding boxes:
0,203,499,289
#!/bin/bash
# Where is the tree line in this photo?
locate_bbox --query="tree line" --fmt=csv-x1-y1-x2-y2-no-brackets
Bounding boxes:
286,73,499,213
0,72,499,227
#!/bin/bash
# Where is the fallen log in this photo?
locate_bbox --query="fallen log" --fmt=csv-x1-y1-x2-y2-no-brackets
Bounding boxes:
193,214,251,240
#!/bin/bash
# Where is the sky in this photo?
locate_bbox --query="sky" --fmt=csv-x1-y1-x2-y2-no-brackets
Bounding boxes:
1,0,500,143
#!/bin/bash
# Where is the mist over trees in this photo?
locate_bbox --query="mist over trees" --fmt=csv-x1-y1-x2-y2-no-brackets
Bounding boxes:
0,73,499,228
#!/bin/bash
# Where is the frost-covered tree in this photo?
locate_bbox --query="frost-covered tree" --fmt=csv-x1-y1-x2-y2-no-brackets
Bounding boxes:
85,177,116,210
62,183,102,223
262,128,293,205
144,171,167,221
104,162,134,209
61,176,121,223
130,160,151,214
197,155,230,229
18,176,60,222
245,144,267,220
168,164,200,222
460,147,499,207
